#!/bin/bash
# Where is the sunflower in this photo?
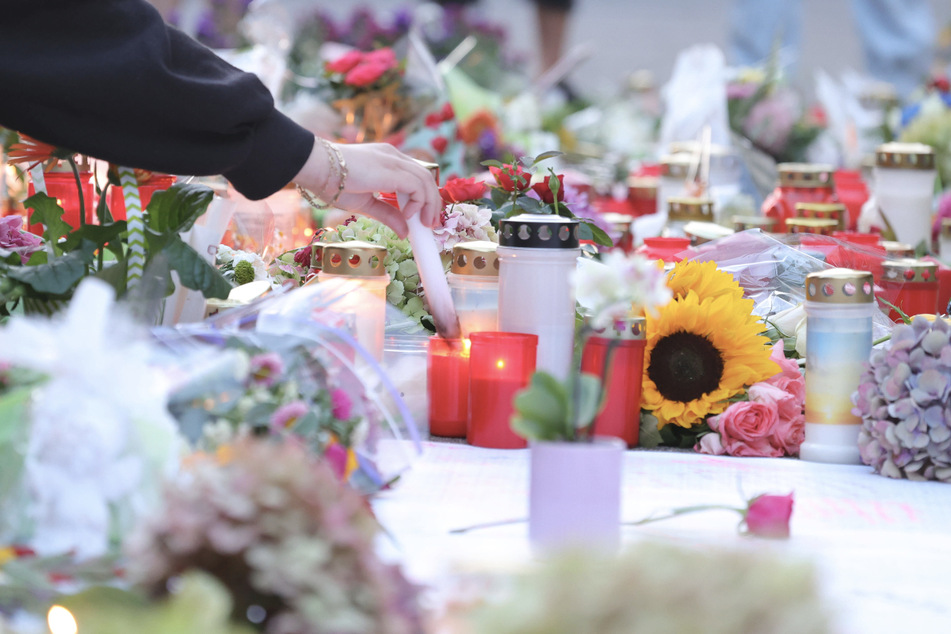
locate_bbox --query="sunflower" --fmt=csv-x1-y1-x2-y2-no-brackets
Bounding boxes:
666,260,744,302
642,289,778,428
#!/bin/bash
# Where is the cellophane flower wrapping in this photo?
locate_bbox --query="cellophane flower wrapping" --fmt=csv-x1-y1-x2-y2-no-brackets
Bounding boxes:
153,282,423,494
0,280,184,559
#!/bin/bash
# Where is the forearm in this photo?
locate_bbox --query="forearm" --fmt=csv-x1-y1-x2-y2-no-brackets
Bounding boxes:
0,0,313,199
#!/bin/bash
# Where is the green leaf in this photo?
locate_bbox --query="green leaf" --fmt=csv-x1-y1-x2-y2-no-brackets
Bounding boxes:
578,220,614,247
481,159,505,169
0,387,32,505
511,197,544,215
530,150,564,166
93,259,127,296
62,222,126,253
145,183,214,234
6,240,95,295
511,371,572,441
573,372,603,429
23,192,71,246
159,236,232,299
490,187,509,208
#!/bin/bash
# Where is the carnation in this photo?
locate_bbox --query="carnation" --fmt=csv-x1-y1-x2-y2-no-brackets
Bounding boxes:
854,316,951,482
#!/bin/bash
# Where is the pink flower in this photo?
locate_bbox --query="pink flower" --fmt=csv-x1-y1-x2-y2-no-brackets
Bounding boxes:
270,401,308,430
696,432,725,455
362,47,397,70
249,352,284,388
0,216,43,264
345,62,388,87
331,388,352,420
762,342,805,402
708,401,784,457
744,493,794,538
745,342,806,455
324,442,349,480
325,50,363,75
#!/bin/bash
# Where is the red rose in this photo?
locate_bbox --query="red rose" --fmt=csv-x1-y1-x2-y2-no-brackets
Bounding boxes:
531,173,565,204
489,164,531,192
362,47,397,71
744,493,793,538
707,400,784,457
325,50,363,75
439,102,455,121
440,177,487,204
431,136,448,155
345,62,388,87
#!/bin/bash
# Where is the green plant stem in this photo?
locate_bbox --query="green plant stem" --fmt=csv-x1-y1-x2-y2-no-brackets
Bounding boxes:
873,334,892,346
68,157,85,229
623,504,742,526
449,518,525,534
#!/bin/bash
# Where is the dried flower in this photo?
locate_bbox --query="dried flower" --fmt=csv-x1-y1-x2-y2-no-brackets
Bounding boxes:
126,438,421,634
854,315,951,482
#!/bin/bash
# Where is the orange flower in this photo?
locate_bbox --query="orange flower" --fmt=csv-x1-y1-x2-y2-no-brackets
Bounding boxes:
458,110,499,145
6,134,71,170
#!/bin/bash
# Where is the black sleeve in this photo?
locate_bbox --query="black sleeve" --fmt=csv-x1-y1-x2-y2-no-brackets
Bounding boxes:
0,0,314,200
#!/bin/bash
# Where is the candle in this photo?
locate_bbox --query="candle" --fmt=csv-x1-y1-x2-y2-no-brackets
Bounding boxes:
878,259,939,321
873,143,936,249
801,269,875,464
467,331,538,449
580,317,646,448
428,336,470,438
26,169,95,236
447,241,499,338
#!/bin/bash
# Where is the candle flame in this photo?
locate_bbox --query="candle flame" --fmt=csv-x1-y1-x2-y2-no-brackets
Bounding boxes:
463,339,471,358
47,605,78,634
496,359,505,369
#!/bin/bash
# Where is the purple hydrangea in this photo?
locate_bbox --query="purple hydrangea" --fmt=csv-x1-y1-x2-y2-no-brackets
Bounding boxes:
854,316,951,482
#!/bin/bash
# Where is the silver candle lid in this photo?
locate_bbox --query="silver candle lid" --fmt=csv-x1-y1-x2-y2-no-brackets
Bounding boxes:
499,213,580,249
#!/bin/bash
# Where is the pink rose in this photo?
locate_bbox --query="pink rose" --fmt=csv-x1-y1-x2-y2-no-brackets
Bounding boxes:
325,50,363,75
748,382,804,455
763,341,805,402
0,216,43,264
362,47,397,70
345,62,388,87
708,400,784,457
696,432,725,455
744,493,793,538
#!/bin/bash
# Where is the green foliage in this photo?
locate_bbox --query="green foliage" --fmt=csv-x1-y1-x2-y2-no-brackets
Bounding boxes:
511,370,604,442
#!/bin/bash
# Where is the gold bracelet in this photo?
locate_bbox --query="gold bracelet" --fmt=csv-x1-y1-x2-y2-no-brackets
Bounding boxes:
297,138,348,210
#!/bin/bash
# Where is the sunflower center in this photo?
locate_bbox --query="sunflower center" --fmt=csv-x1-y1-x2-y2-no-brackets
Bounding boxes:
648,330,725,403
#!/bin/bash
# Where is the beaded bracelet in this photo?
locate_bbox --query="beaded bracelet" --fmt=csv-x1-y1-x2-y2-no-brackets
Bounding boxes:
297,138,348,210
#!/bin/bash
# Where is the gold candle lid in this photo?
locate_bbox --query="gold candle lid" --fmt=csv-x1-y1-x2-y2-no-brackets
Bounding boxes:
785,218,839,235
451,241,500,276
942,218,951,240
667,197,714,222
321,241,388,277
660,155,693,179
588,316,646,340
600,212,634,235
778,163,835,188
806,268,875,304
881,258,939,284
794,202,847,231
875,142,935,170
881,241,914,257
627,176,659,197
733,215,777,231
684,221,734,245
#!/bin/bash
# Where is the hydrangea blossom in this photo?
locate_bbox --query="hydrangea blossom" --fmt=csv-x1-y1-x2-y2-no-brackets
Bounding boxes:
854,316,951,482
0,280,183,557
432,202,497,252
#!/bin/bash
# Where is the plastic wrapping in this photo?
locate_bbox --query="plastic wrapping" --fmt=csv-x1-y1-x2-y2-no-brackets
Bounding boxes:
153,283,423,494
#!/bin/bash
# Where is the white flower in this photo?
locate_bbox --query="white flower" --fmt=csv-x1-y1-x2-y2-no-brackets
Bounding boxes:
574,252,672,329
768,304,807,357
0,280,184,558
432,203,497,252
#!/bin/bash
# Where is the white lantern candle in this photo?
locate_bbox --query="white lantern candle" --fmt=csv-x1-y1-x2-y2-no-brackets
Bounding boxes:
665,197,714,238
873,142,936,250
498,214,580,381
447,241,500,338
318,241,389,361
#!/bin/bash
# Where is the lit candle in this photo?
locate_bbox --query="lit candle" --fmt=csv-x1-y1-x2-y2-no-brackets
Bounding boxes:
428,336,470,438
447,241,499,338
878,259,939,321
467,331,537,449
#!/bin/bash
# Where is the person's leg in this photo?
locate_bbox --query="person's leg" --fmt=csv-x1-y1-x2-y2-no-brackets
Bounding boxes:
534,0,574,75
728,0,802,71
850,0,935,97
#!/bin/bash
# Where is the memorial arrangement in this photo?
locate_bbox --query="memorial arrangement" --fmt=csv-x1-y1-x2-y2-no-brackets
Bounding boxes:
1,2,950,632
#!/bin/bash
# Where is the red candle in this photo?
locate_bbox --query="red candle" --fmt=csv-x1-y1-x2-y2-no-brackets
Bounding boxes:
580,331,646,448
467,331,538,449
878,259,939,321
27,170,95,236
428,336,470,438
108,174,176,220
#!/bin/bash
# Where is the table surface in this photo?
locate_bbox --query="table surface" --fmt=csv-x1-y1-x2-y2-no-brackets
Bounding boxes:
372,442,951,634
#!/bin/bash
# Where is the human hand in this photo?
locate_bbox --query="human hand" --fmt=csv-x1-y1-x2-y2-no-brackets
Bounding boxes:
294,139,441,238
